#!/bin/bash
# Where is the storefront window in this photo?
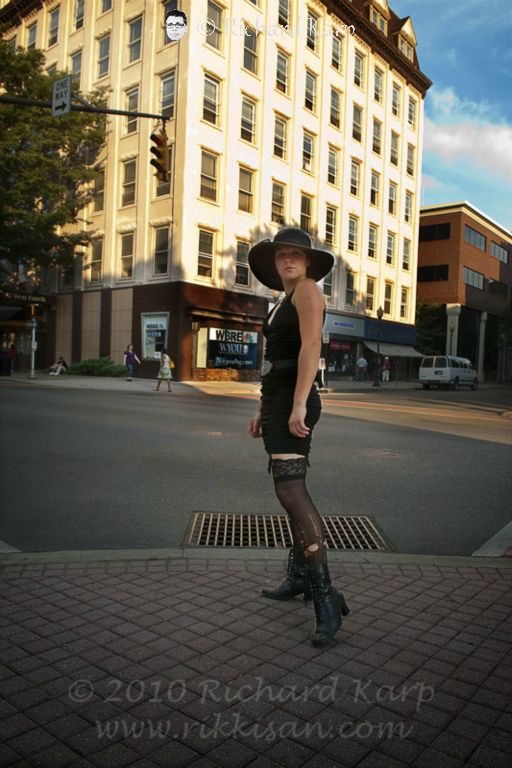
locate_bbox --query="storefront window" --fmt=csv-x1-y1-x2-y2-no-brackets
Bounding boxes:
141,313,169,360
207,327,258,370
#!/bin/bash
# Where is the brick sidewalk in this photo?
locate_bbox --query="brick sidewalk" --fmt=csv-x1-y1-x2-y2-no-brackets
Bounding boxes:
1,556,511,768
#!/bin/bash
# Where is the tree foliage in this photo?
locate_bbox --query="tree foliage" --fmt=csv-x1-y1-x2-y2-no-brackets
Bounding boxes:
0,38,108,286
415,302,446,355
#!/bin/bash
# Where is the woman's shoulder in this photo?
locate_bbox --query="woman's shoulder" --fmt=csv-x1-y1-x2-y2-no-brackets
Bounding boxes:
292,279,325,305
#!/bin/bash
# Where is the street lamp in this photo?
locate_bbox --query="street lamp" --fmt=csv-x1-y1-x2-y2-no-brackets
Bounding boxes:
26,318,37,379
448,323,455,356
373,306,384,387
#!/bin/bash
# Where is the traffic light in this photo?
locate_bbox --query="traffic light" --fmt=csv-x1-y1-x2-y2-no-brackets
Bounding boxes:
150,128,169,182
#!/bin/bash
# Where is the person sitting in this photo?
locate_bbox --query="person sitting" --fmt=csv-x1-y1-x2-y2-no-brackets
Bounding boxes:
49,356,68,375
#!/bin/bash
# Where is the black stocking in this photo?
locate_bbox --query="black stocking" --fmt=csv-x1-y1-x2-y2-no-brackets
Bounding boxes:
270,457,327,565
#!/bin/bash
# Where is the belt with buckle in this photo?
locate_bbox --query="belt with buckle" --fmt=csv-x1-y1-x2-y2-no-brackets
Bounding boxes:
261,358,297,376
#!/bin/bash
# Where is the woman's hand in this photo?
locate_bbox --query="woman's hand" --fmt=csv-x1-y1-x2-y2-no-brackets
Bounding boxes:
288,403,310,438
248,411,262,438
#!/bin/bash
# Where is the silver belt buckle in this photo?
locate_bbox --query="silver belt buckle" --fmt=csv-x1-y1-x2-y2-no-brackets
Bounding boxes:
261,359,273,377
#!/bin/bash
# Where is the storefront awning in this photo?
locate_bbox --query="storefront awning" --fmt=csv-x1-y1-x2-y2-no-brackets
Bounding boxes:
364,342,423,358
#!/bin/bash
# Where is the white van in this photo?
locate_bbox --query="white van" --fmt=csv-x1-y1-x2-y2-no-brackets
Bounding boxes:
419,355,478,390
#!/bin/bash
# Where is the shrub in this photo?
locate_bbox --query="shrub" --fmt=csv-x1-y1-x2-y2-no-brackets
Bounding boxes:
66,357,126,377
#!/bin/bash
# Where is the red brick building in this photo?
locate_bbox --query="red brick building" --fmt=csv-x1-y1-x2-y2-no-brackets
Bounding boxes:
417,202,512,381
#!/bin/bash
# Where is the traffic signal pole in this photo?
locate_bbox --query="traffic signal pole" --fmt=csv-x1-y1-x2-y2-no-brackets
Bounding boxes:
0,94,167,122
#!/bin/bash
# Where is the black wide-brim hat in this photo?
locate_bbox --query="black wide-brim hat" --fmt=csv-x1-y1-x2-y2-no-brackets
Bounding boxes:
248,227,334,291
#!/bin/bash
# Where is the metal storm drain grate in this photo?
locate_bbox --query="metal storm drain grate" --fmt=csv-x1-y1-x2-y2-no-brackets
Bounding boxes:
184,513,388,550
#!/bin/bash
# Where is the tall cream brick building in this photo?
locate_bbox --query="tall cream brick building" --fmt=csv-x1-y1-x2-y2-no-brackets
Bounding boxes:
1,0,431,380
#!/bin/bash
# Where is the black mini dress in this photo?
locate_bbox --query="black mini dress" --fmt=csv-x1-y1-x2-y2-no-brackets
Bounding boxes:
260,291,322,458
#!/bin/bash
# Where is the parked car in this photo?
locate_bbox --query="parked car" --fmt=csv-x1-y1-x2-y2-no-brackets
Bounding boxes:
419,355,478,390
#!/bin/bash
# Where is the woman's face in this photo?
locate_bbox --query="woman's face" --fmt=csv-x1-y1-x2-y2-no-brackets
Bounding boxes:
274,246,310,282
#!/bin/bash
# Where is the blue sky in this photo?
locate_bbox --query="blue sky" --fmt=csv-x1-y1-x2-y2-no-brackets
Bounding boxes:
391,0,512,231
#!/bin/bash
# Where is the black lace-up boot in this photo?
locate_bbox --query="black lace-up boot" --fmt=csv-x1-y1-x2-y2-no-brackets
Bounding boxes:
262,547,312,602
308,562,350,645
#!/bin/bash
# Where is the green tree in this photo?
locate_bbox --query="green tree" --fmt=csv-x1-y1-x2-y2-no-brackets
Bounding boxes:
0,38,107,286
415,302,446,355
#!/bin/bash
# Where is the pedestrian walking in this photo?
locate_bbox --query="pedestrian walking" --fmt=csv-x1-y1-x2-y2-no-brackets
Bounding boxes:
355,355,368,382
123,344,140,381
382,356,391,383
247,226,350,646
153,348,173,392
7,343,16,374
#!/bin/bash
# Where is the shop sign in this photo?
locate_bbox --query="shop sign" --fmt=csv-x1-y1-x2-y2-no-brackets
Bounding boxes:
207,327,258,369
141,313,169,360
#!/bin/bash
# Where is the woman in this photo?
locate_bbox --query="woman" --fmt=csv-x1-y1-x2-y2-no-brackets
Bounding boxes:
154,348,173,392
247,227,350,646
124,344,140,381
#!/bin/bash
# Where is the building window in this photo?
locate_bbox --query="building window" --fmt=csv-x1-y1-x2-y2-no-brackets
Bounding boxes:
400,287,409,319
328,146,339,185
384,282,393,315
235,241,250,286
154,227,169,275
305,70,317,111
241,96,256,142
372,118,381,154
161,70,175,118
348,216,358,252
47,64,57,77
390,131,399,165
48,7,60,47
354,51,364,88
323,270,333,300
307,9,318,51
419,223,451,241
386,232,395,265
300,194,312,233
370,172,379,206
274,115,287,158
402,239,410,271
198,229,214,278
352,104,362,141
388,182,397,215
325,206,336,245
243,26,258,74
75,0,84,30
94,169,104,212
122,160,136,206
102,0,112,12
374,67,382,102
418,265,449,282
276,50,289,93
206,1,222,50
330,88,341,128
302,131,314,172
408,97,416,128
90,239,103,283
488,279,507,299
366,276,375,311
371,6,387,34
464,225,486,251
71,50,82,87
331,35,342,70
271,181,285,224
163,2,178,45
392,82,401,117
98,34,110,78
200,151,218,201
203,74,220,125
238,167,253,212
399,37,413,61
128,16,143,63
27,23,37,49
278,0,290,27
463,266,484,290
346,272,355,306
120,233,134,279
368,224,377,259
350,159,360,196
126,87,139,134
405,191,413,223
156,145,173,197
407,144,415,176
490,241,509,264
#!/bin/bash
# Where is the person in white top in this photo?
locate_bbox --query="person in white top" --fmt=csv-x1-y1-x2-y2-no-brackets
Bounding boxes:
355,356,368,382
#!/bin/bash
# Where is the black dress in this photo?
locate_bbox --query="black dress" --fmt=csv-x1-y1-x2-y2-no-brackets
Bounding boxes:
260,291,322,458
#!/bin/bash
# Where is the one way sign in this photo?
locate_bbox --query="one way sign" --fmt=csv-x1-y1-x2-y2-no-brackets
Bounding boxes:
52,75,72,117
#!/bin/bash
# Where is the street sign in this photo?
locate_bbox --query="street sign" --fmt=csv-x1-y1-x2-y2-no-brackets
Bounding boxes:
52,76,72,117
322,331,330,344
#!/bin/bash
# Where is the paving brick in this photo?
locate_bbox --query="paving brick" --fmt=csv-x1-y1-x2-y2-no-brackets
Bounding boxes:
412,747,465,768
468,744,512,768
28,742,81,767
356,751,409,768
88,743,141,768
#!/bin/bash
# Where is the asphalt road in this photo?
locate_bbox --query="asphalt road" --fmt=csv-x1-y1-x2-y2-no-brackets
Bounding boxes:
1,384,510,556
